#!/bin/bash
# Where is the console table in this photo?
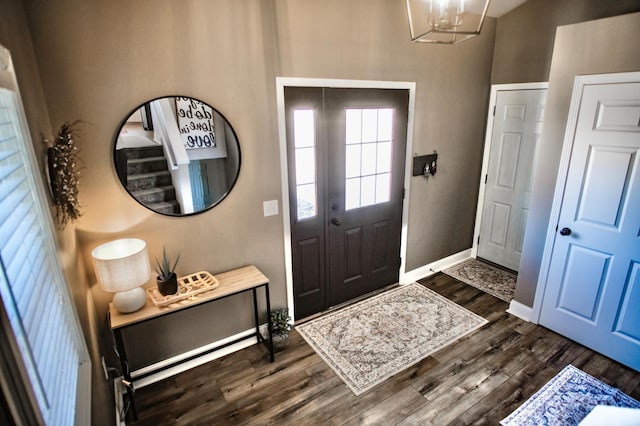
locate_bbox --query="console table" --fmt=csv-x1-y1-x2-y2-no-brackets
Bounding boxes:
108,265,274,420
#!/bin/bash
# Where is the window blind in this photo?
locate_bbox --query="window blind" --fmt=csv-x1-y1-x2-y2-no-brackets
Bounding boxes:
0,88,84,425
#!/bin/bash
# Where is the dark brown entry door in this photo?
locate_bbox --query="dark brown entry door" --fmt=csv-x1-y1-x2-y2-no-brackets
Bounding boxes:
285,87,408,319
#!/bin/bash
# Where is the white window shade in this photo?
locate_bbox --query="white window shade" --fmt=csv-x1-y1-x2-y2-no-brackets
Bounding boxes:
0,81,90,422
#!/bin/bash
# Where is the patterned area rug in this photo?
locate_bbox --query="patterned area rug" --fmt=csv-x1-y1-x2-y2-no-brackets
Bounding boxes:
442,258,516,302
296,283,488,396
501,365,640,425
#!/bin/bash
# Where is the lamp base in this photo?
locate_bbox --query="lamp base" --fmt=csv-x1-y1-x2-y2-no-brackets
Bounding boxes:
113,287,146,313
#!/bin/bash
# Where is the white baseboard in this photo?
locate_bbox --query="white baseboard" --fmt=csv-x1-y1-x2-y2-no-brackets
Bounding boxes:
131,326,262,389
402,249,472,283
506,300,533,322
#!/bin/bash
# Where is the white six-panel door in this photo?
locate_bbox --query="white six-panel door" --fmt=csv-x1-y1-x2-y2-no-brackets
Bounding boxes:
478,89,546,271
538,73,640,371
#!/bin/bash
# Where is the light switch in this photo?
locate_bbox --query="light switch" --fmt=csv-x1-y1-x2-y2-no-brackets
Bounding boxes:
263,200,279,217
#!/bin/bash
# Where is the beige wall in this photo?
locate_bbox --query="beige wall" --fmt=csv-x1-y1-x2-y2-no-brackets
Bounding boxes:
491,0,640,84
18,0,495,396
516,12,640,306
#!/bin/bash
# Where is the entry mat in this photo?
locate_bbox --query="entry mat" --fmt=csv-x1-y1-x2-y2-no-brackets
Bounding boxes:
500,364,640,425
442,258,515,302
296,283,488,396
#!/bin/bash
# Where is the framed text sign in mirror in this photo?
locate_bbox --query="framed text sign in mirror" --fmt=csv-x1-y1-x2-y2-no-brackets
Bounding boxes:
114,96,241,216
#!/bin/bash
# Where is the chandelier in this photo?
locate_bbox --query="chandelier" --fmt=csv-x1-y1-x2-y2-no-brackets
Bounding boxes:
405,0,491,44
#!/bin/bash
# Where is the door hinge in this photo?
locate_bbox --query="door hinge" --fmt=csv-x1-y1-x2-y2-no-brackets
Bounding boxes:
555,224,558,232
485,174,488,184
477,235,480,244
493,105,496,116
402,188,406,200
399,257,403,268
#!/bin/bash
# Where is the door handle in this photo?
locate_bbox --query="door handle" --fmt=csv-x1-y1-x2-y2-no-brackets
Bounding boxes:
559,227,572,236
330,217,342,226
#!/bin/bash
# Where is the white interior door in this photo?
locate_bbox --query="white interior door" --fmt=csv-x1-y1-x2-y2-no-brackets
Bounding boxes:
478,89,546,271
539,73,640,371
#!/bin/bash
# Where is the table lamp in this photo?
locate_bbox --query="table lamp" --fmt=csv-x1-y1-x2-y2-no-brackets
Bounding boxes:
92,238,150,313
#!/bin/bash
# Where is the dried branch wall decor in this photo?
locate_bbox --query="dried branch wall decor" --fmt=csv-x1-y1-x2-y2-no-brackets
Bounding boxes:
45,121,83,228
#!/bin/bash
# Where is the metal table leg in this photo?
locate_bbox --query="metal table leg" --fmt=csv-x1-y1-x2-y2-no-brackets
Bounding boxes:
252,287,260,342
113,328,137,421
264,283,274,362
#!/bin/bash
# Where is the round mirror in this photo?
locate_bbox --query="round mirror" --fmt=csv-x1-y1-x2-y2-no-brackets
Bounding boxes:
114,96,241,216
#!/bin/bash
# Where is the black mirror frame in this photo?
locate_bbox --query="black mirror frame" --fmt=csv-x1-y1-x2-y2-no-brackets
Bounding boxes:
113,95,241,217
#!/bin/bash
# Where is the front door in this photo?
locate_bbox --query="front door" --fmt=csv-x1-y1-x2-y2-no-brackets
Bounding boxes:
539,74,640,370
478,89,546,271
285,87,408,319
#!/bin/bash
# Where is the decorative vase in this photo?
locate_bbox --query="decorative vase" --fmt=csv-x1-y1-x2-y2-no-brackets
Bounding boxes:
157,272,178,296
272,333,289,349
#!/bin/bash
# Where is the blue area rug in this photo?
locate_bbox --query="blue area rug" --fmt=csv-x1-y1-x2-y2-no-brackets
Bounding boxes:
501,365,640,425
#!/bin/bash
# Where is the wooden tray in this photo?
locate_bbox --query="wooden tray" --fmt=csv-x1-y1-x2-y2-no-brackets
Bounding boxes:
146,271,219,307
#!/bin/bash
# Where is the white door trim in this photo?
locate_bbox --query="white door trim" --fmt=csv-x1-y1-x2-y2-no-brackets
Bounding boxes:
531,71,640,323
471,82,549,262
275,77,416,322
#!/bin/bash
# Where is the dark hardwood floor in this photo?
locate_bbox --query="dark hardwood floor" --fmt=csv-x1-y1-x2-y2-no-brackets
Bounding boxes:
128,273,640,425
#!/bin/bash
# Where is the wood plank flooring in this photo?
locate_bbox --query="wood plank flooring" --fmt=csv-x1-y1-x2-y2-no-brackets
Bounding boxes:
128,273,640,425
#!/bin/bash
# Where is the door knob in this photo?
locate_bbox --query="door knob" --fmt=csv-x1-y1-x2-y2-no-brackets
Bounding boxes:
559,227,572,236
330,217,342,226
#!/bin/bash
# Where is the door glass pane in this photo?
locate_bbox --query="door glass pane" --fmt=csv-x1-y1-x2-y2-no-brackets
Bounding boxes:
344,108,395,210
294,110,315,148
377,141,391,173
346,109,361,145
345,145,361,179
362,109,378,142
297,183,316,219
360,175,376,206
295,147,315,185
361,143,377,176
293,109,317,220
376,173,391,203
377,108,393,141
345,178,360,210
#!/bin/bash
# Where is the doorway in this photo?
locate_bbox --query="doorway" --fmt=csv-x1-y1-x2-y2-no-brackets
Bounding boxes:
277,79,415,320
472,83,548,271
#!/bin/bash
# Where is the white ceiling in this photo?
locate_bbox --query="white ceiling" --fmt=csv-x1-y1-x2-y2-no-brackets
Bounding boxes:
486,0,528,17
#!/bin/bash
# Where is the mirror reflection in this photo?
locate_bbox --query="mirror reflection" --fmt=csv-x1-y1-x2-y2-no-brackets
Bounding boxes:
114,96,241,216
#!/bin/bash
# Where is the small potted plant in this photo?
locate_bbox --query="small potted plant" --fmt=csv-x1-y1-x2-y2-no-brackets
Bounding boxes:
154,247,180,296
270,308,292,348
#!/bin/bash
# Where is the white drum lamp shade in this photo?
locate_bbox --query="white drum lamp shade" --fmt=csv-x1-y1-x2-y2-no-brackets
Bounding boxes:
92,238,150,313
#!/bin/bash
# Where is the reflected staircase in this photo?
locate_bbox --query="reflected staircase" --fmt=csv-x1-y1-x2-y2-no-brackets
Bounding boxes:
116,146,180,214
